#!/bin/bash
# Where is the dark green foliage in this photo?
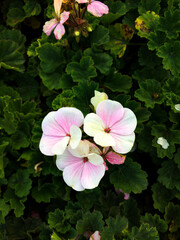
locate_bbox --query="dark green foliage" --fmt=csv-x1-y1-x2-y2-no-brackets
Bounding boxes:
0,0,180,239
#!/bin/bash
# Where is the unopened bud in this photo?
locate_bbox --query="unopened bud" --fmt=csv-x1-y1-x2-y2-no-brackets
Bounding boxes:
87,26,93,32
74,30,80,36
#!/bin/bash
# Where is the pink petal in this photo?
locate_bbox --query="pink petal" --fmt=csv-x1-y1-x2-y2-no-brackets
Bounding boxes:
43,18,58,36
105,151,126,165
39,134,64,156
111,132,135,154
41,111,66,137
124,193,130,200
60,11,70,24
89,231,101,240
104,162,108,170
56,149,81,170
110,108,137,136
54,23,65,40
87,1,109,17
96,100,124,128
55,107,84,134
54,0,62,18
63,161,85,191
81,162,105,189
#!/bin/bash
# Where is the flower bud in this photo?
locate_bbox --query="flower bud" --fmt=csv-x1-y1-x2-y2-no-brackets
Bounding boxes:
74,30,80,36
91,90,108,110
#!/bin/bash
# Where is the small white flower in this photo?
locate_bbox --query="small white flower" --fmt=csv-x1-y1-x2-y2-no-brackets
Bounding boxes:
91,90,108,110
175,104,180,111
157,137,169,149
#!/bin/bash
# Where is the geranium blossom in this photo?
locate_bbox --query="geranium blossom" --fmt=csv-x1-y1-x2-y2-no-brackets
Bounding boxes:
39,107,84,156
56,140,105,191
89,231,101,240
84,100,137,154
43,0,69,40
76,0,109,17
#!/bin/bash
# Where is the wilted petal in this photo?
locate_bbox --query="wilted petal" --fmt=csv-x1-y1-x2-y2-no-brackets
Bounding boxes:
105,151,125,165
88,153,104,165
60,11,70,24
43,18,58,36
41,111,66,137
84,113,105,137
81,162,105,189
94,132,116,147
69,140,90,157
55,107,84,133
54,23,65,40
89,231,101,240
52,136,70,155
91,90,108,111
96,100,124,128
54,0,62,18
69,125,82,149
87,1,109,17
111,108,137,136
56,149,81,170
63,162,85,191
39,134,64,156
111,132,135,154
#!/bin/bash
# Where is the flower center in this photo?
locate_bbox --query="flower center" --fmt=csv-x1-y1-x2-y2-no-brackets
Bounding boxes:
104,128,111,133
83,157,88,163
66,133,71,137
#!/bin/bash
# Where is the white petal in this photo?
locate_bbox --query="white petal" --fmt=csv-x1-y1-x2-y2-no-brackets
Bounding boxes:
94,132,116,147
68,140,89,157
56,149,81,170
157,137,169,149
91,90,108,110
111,132,135,154
84,113,105,137
63,162,85,191
52,136,70,155
39,134,63,156
88,153,104,165
81,162,105,189
69,125,82,149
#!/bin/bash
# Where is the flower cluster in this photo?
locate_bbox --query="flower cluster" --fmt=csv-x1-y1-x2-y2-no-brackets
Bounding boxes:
43,0,109,40
39,91,137,191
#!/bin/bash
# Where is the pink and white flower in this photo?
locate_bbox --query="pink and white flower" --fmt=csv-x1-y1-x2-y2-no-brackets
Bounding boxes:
76,0,109,17
56,140,105,191
89,231,101,240
39,107,84,156
84,100,137,154
43,0,69,40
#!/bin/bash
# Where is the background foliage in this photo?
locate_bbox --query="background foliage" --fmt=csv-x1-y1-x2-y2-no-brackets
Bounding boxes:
0,0,180,239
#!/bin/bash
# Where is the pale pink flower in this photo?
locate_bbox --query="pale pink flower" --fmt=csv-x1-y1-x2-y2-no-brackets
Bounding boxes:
39,107,84,156
56,140,105,191
76,0,109,17
84,100,137,154
117,189,130,200
43,0,69,40
89,231,101,240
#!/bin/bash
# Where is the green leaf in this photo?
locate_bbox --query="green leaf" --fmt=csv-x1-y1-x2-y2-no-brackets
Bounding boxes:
157,41,180,75
48,209,71,234
9,169,32,198
0,40,25,72
100,1,127,25
135,79,164,108
104,72,132,93
141,213,168,233
11,130,30,150
130,223,159,240
65,202,83,224
76,211,104,234
73,80,99,115
158,160,180,191
0,141,9,178
174,148,180,169
151,183,175,213
110,158,148,194
66,56,97,82
7,8,26,26
158,10,180,39
0,199,10,224
90,25,109,45
138,0,161,15
4,188,26,217
100,216,128,240
147,31,166,51
164,202,180,232
32,183,57,203
84,48,113,74
52,90,75,110
0,29,26,54
23,0,41,16
138,46,161,68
